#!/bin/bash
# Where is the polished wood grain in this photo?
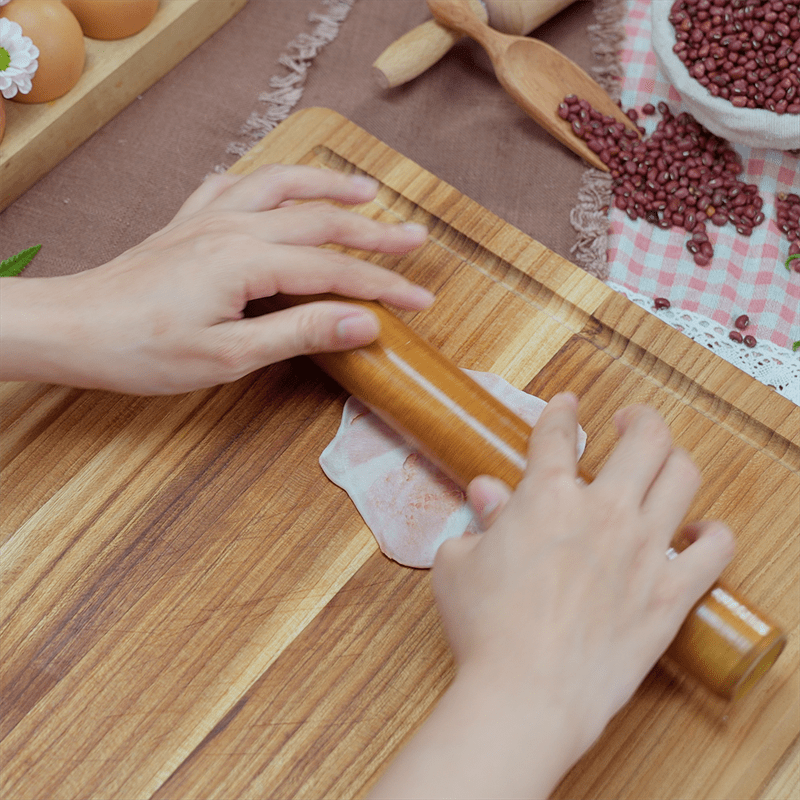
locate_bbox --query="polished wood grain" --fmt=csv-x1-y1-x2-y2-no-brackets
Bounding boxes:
274,295,784,702
0,0,248,212
1,107,797,799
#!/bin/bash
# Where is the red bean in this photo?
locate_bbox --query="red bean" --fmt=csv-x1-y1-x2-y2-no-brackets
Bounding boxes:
654,297,672,309
560,96,773,269
669,0,800,115
777,191,800,261
735,314,750,329
744,334,757,347
729,330,744,342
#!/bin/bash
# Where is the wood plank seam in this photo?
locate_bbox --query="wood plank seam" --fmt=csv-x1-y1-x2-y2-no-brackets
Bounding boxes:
2,107,795,800
312,144,800,473
568,320,800,471
308,142,798,462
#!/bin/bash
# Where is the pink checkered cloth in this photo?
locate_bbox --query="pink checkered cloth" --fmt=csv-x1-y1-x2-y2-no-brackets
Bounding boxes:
608,0,799,350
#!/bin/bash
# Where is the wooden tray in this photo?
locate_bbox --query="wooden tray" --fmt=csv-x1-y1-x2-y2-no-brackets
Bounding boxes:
1,107,797,800
0,0,248,212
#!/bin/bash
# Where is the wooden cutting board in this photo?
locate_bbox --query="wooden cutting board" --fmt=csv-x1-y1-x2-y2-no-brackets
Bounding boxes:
1,107,797,800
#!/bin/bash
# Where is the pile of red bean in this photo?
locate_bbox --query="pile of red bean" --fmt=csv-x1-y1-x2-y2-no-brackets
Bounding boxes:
669,0,800,114
558,96,766,266
776,191,800,261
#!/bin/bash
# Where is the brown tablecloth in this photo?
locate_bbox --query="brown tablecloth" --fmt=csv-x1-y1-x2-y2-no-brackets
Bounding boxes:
0,0,608,279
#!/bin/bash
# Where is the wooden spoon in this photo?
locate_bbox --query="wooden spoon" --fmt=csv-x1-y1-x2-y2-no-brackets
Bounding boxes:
427,0,639,171
372,0,578,89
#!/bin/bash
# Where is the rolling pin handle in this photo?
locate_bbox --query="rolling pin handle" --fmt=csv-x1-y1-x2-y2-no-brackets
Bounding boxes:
372,18,471,89
372,0,580,89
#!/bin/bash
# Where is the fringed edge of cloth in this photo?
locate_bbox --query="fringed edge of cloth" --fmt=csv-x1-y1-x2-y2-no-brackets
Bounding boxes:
569,0,627,280
216,0,356,172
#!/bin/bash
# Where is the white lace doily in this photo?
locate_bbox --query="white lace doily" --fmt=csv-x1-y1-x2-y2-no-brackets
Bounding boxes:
608,282,800,406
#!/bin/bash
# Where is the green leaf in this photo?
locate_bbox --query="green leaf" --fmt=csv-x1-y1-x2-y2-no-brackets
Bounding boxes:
794,341,800,352
786,253,800,270
0,245,42,277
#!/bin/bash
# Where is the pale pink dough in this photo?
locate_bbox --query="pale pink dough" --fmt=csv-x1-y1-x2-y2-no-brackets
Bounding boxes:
320,370,587,568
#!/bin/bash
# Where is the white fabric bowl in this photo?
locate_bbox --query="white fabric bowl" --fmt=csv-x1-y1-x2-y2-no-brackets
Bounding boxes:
651,2,800,150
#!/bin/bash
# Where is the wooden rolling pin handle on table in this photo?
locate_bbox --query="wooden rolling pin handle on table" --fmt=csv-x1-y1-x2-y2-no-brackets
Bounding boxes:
281,294,786,700
373,0,578,89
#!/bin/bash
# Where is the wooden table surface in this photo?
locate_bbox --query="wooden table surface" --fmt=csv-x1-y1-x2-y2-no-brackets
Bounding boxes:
1,108,798,799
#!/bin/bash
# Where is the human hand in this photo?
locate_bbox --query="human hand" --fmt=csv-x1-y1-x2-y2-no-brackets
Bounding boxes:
421,394,734,796
371,396,734,800
0,165,432,394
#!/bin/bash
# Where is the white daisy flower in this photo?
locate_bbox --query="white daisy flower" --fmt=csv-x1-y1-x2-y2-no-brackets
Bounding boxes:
0,18,39,99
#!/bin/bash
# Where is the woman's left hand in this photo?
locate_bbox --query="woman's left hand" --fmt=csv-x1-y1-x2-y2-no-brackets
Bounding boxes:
0,165,432,394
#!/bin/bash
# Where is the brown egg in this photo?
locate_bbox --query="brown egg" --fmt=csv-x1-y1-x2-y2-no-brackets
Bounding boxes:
0,0,85,104
62,1,159,40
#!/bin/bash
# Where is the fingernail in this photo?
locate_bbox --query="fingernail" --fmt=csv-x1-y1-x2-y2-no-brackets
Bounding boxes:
557,392,579,409
480,499,500,519
335,312,380,344
350,175,379,194
402,222,428,237
408,284,436,306
613,406,633,429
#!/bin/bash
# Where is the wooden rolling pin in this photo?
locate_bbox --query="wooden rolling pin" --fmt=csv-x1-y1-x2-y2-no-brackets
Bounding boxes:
284,294,786,700
373,0,578,88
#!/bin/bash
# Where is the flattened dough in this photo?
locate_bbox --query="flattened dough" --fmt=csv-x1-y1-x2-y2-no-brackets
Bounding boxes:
320,370,586,568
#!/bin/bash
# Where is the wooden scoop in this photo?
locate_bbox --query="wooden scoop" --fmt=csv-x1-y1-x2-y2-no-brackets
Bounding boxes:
426,0,639,171
373,0,578,89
